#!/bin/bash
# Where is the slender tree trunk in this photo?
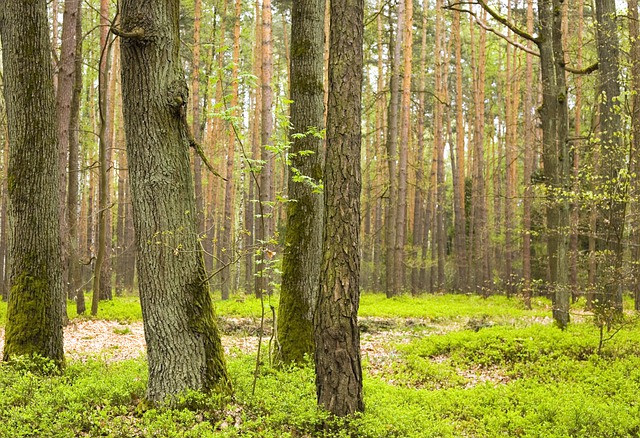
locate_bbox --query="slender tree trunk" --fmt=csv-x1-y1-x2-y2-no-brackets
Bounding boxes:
385,1,403,297
119,0,231,402
522,0,535,308
395,0,412,293
69,0,84,312
628,0,640,310
314,0,364,415
192,0,205,236
1,0,65,366
452,9,467,292
57,0,81,307
412,9,428,295
256,0,275,298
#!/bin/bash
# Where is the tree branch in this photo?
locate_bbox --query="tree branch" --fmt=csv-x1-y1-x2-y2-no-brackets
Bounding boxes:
471,0,539,44
450,5,540,57
564,62,599,75
110,26,145,39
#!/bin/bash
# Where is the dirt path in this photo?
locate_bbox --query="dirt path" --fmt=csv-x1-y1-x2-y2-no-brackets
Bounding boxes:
0,318,437,364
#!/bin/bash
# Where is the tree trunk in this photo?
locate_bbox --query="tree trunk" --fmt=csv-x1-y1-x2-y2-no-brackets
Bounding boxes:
628,0,640,310
411,10,428,295
594,0,625,312
1,0,65,366
452,9,467,292
385,1,403,297
57,0,81,307
255,0,275,298
69,0,84,312
277,0,325,366
522,0,535,307
119,0,231,402
395,0,412,293
314,0,365,416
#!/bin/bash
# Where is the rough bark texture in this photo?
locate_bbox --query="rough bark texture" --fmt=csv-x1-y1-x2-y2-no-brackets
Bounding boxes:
314,0,365,416
277,0,325,366
119,0,231,402
1,0,65,365
594,0,625,312
538,0,570,327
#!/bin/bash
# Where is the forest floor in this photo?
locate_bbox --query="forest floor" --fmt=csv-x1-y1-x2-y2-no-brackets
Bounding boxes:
2,293,640,437
0,313,553,387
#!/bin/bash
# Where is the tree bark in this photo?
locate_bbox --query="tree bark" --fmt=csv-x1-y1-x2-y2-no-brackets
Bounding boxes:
119,0,231,402
1,0,65,366
314,0,365,416
594,0,625,312
277,0,325,366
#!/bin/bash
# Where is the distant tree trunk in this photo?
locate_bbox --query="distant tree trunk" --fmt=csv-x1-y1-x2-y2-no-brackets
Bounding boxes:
395,0,412,293
569,0,584,300
504,16,520,297
256,0,275,298
385,0,403,297
314,0,364,415
57,0,81,307
594,0,625,312
220,0,241,300
245,4,263,295
522,0,535,308
119,0,232,402
452,9,467,292
434,0,447,291
411,10,428,295
69,0,84,312
374,0,386,292
277,0,325,366
470,12,489,294
1,0,65,366
192,0,204,236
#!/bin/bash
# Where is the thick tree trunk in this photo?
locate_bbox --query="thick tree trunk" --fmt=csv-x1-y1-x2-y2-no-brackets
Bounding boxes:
1,0,65,365
119,0,231,402
314,0,364,416
277,0,325,366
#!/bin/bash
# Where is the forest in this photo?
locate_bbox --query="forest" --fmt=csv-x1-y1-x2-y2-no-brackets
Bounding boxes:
1,0,640,435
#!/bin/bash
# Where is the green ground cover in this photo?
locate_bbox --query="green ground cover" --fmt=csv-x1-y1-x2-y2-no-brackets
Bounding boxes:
1,293,639,436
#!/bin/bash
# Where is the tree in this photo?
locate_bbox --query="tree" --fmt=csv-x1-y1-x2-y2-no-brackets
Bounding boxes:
314,0,365,416
277,0,325,366
594,0,625,312
118,0,231,402
1,0,65,365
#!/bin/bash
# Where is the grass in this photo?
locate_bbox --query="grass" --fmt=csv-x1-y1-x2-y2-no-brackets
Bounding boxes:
0,291,551,325
2,292,640,436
